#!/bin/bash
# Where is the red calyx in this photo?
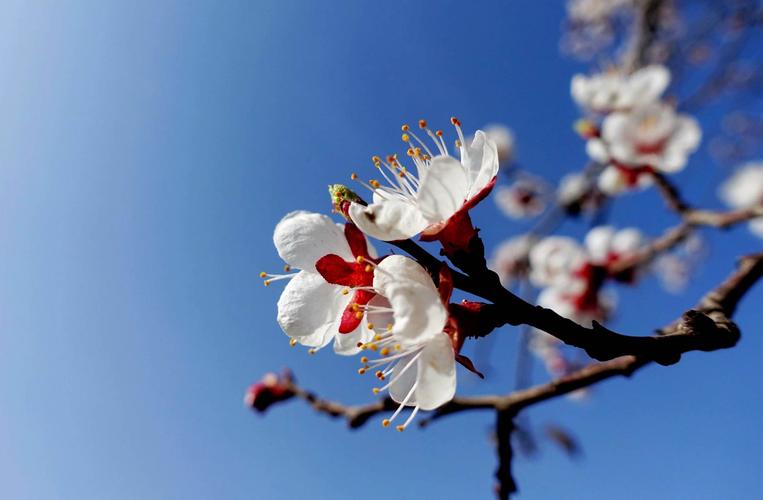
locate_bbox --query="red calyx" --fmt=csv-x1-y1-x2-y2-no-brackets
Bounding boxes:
315,223,380,334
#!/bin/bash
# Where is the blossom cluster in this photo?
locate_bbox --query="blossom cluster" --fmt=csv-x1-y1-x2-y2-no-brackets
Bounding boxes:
572,65,701,195
260,120,501,428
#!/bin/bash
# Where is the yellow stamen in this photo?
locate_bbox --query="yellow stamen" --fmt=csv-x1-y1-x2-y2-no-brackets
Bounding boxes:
289,338,298,347
372,388,380,394
360,356,369,364
396,425,405,432
401,124,409,132
382,419,391,427
380,347,390,356
259,271,267,278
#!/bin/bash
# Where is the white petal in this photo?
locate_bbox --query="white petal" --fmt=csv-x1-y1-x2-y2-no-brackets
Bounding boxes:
585,226,616,262
464,131,499,199
612,228,643,254
348,200,428,241
529,236,586,288
416,155,470,223
622,65,670,107
384,283,448,344
374,255,436,293
412,333,456,410
274,211,352,271
388,352,419,405
586,138,610,164
597,166,627,194
276,271,343,344
333,321,374,356
749,218,763,238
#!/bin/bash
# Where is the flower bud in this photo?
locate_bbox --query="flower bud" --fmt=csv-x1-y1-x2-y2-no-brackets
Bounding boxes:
244,370,294,413
329,184,365,221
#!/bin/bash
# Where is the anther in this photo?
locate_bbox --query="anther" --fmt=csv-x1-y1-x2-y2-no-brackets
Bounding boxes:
366,323,374,330
364,264,372,272
358,368,367,375
341,288,349,295
308,348,317,355
356,255,365,264
401,133,410,142
360,356,369,364
380,347,390,356
382,419,391,427
435,130,443,137
351,173,358,180
263,280,271,286
355,311,363,320
450,116,461,126
283,265,291,272
401,124,409,132
259,271,267,278
372,388,380,394
369,179,381,188
396,425,405,432
418,119,427,129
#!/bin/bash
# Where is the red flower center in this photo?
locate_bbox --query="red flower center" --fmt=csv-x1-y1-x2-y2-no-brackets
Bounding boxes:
315,223,378,334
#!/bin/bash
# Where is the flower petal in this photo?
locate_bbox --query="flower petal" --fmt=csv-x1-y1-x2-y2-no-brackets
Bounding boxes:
464,131,500,199
348,200,429,241
276,271,344,345
384,283,448,344
585,226,616,262
274,211,352,271
416,155,470,223
373,254,436,293
333,320,374,356
412,332,456,410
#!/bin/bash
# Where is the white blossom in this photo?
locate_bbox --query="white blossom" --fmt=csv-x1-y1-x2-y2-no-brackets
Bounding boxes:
265,211,377,354
349,119,499,241
719,162,763,237
572,65,670,113
356,255,455,431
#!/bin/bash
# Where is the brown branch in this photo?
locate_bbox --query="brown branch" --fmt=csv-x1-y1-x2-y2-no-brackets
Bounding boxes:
286,383,396,429
495,410,518,500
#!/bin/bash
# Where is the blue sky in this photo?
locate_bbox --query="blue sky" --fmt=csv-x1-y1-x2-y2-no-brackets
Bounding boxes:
0,1,760,499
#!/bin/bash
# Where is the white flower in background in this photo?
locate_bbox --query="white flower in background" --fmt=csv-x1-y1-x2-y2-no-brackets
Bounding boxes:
571,65,670,113
596,163,655,195
529,236,587,290
594,101,701,173
719,162,763,238
489,235,534,287
567,0,632,24
264,211,377,354
354,255,455,431
529,226,644,325
349,118,499,241
481,124,515,165
557,172,591,205
494,177,548,219
653,234,706,293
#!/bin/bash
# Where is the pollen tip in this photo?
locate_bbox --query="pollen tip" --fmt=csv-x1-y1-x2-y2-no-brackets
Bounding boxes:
358,368,367,375
355,311,363,319
368,343,378,351
394,344,401,351
355,255,365,264
396,425,405,432
401,124,409,131
401,133,410,142
283,265,291,272
380,348,390,356
375,370,383,378
364,264,372,273
382,419,391,427
372,388,380,394
263,280,271,286
289,338,298,347
259,271,267,278
360,356,369,364
366,323,374,330
435,129,443,137
450,116,461,126
418,119,427,129
308,348,317,355
351,172,358,180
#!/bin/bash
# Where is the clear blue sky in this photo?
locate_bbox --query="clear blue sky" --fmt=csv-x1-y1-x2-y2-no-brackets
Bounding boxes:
0,1,760,499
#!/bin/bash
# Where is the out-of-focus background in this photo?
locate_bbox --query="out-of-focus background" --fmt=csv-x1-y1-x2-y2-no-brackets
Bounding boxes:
0,1,760,499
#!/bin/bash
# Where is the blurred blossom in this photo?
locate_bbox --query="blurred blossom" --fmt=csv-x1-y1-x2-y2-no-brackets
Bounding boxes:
494,177,548,219
587,101,701,194
651,232,705,293
489,235,533,287
571,65,669,113
719,162,763,238
529,226,645,327
566,0,632,24
557,172,606,214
